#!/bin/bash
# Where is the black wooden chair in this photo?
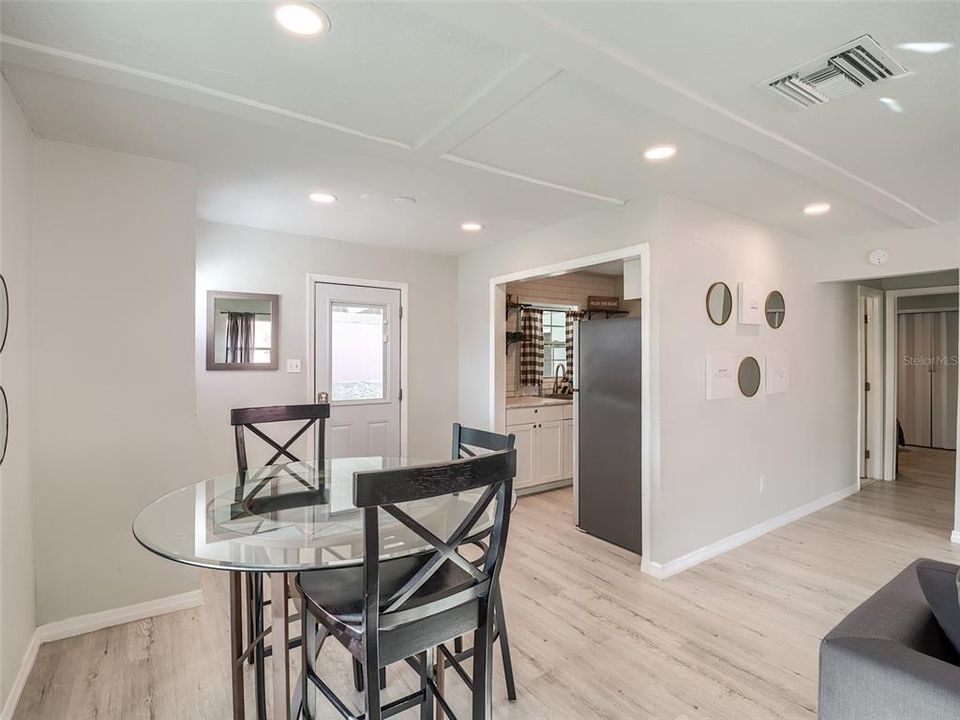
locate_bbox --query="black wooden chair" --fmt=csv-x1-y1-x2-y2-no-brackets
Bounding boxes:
448,424,518,702
296,449,516,720
231,402,330,720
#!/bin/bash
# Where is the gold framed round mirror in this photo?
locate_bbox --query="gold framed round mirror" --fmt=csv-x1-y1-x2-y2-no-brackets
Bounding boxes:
706,282,733,326
738,356,761,397
765,290,785,329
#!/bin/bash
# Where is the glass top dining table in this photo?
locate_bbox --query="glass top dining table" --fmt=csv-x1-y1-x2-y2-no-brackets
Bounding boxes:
133,456,495,573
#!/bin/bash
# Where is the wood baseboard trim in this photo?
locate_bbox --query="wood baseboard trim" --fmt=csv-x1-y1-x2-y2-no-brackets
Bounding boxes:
0,629,40,720
36,589,204,644
646,483,860,580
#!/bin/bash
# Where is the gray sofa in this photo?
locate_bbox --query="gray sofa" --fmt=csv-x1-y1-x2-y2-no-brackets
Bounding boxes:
819,559,960,719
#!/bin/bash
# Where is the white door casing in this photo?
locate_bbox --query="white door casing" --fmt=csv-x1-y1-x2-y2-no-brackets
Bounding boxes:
315,282,401,458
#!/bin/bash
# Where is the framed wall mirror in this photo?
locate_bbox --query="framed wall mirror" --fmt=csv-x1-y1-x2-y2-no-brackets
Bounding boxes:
706,281,733,326
206,291,280,371
738,356,761,397
0,274,8,354
0,387,8,466
765,290,785,329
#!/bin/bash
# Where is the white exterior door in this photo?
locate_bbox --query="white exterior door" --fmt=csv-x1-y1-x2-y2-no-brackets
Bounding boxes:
315,282,401,458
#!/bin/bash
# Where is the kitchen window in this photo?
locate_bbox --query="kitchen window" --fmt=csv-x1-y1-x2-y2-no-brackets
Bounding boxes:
542,307,574,378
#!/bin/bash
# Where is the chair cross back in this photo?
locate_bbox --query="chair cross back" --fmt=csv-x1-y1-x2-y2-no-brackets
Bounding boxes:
353,450,516,630
452,423,514,459
231,403,330,472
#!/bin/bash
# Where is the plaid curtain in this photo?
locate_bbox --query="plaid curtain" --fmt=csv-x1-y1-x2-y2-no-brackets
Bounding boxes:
519,308,543,386
565,312,576,381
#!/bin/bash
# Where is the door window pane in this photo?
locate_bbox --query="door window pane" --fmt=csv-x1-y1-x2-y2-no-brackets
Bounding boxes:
331,304,385,401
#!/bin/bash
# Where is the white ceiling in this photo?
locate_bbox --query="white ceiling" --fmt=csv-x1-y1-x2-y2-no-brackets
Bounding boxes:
2,1,957,254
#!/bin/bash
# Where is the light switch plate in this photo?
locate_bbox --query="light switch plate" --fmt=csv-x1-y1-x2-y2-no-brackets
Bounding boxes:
286,359,301,373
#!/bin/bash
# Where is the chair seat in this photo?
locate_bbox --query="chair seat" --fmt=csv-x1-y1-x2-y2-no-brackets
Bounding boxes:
298,554,477,625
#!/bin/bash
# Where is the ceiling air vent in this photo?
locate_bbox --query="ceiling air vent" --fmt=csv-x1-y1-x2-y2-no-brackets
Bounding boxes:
762,34,908,108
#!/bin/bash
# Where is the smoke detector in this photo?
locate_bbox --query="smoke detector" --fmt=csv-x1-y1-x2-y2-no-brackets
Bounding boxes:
761,34,908,108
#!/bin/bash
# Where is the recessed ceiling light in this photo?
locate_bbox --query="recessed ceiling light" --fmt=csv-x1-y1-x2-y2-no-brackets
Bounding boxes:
275,3,330,37
803,202,831,216
461,222,484,232
393,196,417,206
309,192,337,204
896,42,953,54
643,144,677,161
879,97,904,113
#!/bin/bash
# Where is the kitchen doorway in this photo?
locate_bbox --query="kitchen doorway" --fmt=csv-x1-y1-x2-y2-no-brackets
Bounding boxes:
488,244,653,568
310,277,406,458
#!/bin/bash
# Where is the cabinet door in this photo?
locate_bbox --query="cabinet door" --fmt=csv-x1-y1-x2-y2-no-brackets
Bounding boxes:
562,418,574,478
507,423,537,488
537,420,564,484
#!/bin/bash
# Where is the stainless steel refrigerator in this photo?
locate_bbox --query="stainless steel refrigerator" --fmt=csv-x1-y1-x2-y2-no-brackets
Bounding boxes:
573,317,643,554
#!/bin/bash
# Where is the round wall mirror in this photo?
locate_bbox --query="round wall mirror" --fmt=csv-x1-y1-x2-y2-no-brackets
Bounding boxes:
738,356,761,397
0,274,8,354
706,282,733,326
0,387,8,466
765,290,785,329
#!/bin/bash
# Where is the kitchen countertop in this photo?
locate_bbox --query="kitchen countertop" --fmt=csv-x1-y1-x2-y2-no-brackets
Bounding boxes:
505,396,573,409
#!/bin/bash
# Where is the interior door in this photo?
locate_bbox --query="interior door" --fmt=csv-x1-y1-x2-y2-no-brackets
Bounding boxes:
315,282,401,458
898,312,934,447
931,311,958,450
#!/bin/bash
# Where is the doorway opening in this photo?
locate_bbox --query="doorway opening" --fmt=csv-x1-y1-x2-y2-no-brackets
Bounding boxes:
883,284,959,481
488,244,652,567
854,272,959,547
308,275,408,458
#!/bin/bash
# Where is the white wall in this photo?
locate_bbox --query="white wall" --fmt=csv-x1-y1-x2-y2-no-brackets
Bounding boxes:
31,141,200,624
196,221,459,476
814,220,959,283
653,194,858,563
0,79,36,708
458,195,660,429
458,192,860,568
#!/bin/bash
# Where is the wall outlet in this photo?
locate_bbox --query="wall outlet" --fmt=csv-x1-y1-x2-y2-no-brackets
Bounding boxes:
759,475,766,493
286,359,301,373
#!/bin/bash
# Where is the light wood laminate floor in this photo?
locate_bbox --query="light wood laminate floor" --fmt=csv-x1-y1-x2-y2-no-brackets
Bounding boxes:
14,447,959,719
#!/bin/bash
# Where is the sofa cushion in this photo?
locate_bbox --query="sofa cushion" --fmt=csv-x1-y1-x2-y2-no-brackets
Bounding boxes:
916,559,960,655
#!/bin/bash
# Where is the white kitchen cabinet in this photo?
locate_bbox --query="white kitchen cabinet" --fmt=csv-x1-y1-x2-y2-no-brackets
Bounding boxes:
537,420,564,484
509,423,536,489
506,403,573,490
